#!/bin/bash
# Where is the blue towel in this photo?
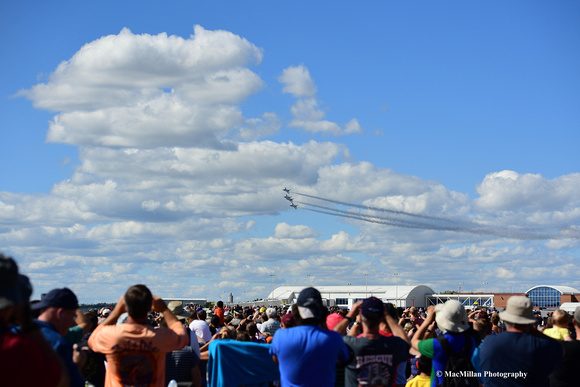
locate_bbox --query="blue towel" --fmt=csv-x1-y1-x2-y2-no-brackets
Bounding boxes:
207,339,280,387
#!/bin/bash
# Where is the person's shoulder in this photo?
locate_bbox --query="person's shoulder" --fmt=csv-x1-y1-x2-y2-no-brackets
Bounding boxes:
321,326,343,339
417,336,435,355
271,326,290,338
343,334,357,344
418,336,434,346
36,319,58,334
37,320,64,343
561,339,580,359
384,334,411,347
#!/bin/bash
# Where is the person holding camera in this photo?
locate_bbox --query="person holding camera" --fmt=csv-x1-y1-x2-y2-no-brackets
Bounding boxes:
88,284,189,387
333,297,411,387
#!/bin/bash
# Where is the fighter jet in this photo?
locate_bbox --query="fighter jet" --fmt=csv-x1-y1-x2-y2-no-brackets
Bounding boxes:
283,187,291,193
284,194,294,202
290,203,298,209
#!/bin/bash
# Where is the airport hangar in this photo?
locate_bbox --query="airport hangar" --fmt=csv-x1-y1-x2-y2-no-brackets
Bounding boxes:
259,284,580,311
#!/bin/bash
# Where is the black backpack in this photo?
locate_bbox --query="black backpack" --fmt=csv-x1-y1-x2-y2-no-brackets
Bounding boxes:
435,335,479,387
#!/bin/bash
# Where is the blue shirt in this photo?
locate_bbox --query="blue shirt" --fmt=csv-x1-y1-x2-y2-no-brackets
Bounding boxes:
207,339,279,387
36,319,85,387
479,331,562,387
270,325,349,387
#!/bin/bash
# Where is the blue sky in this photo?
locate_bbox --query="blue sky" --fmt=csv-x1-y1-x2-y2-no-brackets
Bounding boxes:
1,1,579,303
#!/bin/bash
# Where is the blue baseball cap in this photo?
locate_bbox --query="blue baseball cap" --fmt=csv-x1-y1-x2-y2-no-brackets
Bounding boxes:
31,287,79,310
297,287,323,320
361,297,384,317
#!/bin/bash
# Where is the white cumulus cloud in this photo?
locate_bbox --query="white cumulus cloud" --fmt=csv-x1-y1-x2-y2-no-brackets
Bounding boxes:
280,65,363,136
19,26,266,148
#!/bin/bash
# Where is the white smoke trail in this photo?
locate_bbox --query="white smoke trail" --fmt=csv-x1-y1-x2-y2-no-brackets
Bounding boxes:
288,191,565,240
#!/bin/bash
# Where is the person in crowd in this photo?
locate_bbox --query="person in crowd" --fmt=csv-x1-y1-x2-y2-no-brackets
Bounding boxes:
490,312,502,334
33,287,88,387
0,254,66,387
98,308,111,325
224,313,234,326
281,312,295,329
270,287,349,386
88,284,188,387
80,309,106,387
230,309,243,327
209,314,221,335
236,331,251,341
411,300,477,387
191,308,213,344
543,309,572,341
214,301,225,326
385,303,413,387
161,305,202,387
169,301,202,363
243,321,264,343
260,307,281,336
326,311,345,331
408,307,424,329
550,306,580,386
333,297,411,387
65,308,92,345
478,296,562,386
405,356,432,387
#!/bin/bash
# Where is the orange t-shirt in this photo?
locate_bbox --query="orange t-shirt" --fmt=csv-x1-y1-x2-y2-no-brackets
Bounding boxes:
88,320,188,387
215,307,225,325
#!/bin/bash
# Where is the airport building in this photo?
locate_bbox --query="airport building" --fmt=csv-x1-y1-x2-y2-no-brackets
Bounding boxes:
262,284,580,311
266,285,435,309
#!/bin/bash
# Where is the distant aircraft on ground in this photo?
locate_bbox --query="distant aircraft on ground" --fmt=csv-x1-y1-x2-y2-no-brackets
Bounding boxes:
290,203,298,209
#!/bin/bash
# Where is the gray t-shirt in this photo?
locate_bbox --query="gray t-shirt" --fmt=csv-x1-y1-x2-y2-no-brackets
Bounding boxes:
343,335,410,387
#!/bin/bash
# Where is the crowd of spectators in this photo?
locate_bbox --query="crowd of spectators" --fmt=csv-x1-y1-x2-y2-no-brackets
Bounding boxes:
1,251,579,387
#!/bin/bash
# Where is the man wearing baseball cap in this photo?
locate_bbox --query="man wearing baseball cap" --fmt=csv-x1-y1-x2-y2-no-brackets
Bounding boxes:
33,287,87,387
270,287,349,386
333,297,410,387
479,296,562,386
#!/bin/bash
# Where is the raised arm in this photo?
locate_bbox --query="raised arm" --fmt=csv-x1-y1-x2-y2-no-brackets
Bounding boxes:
411,305,435,351
100,295,127,326
386,313,410,344
333,302,362,336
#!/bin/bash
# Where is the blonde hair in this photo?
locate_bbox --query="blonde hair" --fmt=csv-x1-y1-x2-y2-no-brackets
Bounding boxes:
217,326,236,340
552,310,569,327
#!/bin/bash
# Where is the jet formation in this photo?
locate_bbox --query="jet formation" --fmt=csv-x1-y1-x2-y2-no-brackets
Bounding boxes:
283,188,297,209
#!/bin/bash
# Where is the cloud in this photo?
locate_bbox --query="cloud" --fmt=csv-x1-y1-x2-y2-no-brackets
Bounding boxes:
19,26,266,148
274,223,318,239
3,25,579,303
236,112,282,141
0,141,348,230
280,65,363,136
474,170,580,212
279,65,317,98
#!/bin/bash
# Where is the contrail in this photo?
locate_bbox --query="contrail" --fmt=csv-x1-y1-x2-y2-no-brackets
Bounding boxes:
295,201,429,229
294,200,457,231
293,191,453,223
287,191,566,240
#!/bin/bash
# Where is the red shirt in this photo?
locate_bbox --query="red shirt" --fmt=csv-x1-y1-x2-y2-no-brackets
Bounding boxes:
0,327,62,386
214,307,225,325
